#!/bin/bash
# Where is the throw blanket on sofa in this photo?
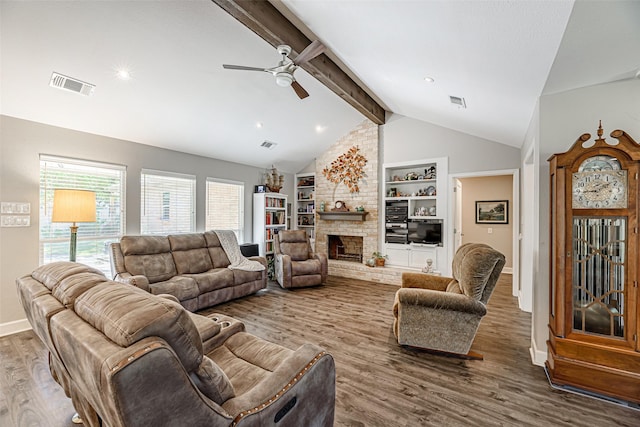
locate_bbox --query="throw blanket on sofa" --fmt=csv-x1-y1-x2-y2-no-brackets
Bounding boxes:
214,230,265,272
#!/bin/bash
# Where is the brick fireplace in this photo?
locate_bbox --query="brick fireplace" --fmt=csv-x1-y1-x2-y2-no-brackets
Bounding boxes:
314,120,395,283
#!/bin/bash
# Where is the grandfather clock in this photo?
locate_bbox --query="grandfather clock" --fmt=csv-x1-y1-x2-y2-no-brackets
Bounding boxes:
547,122,640,404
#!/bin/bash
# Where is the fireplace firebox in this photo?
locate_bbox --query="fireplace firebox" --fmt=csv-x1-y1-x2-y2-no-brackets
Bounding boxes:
328,235,363,263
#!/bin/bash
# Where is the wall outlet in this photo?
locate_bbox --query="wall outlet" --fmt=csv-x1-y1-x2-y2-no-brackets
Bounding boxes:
488,228,493,234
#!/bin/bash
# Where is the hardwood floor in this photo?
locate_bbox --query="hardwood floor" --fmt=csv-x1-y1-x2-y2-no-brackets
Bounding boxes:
2,275,639,426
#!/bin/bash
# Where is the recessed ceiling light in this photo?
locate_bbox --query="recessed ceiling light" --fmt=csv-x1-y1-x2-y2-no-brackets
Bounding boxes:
116,69,131,80
256,122,263,129
315,125,326,133
424,76,435,83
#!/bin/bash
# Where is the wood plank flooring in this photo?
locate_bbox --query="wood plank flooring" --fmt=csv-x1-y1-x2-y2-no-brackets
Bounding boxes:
2,275,639,426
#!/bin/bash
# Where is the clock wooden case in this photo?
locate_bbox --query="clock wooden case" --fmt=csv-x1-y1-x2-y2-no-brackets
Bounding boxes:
547,123,640,404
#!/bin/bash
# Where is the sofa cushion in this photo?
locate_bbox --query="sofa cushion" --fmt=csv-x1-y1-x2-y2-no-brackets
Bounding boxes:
203,232,231,268
169,234,214,275
31,261,105,291
232,269,263,286
75,282,203,372
53,272,111,309
148,276,199,301
120,235,171,255
123,253,177,283
182,269,234,294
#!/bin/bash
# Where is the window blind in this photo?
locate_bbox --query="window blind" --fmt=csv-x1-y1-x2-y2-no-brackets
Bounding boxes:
39,155,126,275
206,178,244,242
141,169,195,234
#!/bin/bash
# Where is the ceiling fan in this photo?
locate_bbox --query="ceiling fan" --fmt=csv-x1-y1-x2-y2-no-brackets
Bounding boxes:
223,40,326,99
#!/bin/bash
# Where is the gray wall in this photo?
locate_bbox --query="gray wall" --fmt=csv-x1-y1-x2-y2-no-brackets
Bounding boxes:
0,115,294,327
526,78,640,361
382,114,521,172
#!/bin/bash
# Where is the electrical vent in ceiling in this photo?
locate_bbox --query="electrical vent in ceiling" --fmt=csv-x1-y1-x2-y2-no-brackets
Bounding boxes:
49,72,95,96
260,141,277,149
449,96,466,108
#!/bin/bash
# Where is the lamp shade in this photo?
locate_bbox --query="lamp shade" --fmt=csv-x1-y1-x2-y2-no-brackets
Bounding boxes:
52,189,96,223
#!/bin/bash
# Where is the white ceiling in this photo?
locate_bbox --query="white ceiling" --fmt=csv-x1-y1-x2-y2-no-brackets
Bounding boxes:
2,1,639,173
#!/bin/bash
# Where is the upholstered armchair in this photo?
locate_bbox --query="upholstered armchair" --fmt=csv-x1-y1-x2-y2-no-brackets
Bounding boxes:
274,230,327,288
393,243,505,359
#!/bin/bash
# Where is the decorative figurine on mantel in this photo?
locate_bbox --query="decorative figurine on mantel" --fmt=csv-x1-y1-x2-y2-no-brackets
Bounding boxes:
264,165,284,192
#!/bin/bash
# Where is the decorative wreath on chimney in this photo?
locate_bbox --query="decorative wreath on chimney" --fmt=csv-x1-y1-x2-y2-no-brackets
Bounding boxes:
322,146,368,193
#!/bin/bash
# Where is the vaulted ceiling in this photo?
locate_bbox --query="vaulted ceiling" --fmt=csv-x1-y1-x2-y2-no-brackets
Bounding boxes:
1,1,639,173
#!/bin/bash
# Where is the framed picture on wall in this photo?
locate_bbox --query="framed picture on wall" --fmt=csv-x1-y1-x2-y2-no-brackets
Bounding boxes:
475,200,508,224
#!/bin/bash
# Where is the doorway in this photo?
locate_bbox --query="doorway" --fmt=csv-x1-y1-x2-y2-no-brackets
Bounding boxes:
449,169,520,299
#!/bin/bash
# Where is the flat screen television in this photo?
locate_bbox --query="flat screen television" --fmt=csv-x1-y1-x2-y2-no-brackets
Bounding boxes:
408,219,443,245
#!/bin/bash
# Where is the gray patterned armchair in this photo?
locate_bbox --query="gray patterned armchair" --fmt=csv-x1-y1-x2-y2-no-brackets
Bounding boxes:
393,243,505,359
274,230,327,289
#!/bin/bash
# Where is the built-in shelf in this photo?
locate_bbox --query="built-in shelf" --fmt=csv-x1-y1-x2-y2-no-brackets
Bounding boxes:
318,211,368,221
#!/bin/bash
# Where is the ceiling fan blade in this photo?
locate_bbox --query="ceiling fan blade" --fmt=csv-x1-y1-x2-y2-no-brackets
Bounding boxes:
222,64,267,72
291,80,309,99
292,40,326,65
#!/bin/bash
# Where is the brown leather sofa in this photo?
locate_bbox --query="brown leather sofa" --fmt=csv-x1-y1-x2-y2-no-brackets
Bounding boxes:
16,262,336,427
110,231,266,311
273,230,327,288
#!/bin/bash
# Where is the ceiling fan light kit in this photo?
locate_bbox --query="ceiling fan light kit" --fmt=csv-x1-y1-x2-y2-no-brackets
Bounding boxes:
275,72,293,87
222,40,325,99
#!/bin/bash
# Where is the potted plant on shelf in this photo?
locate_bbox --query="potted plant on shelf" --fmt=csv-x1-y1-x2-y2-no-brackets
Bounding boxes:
371,252,388,267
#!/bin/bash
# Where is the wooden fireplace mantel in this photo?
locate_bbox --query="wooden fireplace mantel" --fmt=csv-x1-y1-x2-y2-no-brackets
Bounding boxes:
317,211,368,221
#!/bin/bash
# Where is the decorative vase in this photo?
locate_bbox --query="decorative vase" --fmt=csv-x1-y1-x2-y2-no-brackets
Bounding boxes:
375,258,385,267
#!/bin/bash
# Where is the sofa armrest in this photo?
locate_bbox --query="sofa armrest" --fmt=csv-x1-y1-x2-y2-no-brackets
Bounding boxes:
396,288,487,317
223,344,335,426
313,253,328,282
401,272,452,291
247,256,267,268
274,253,292,287
113,272,150,293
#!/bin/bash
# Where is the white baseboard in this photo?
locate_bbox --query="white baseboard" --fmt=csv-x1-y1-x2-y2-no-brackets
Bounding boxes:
529,337,547,367
502,267,513,274
0,318,32,337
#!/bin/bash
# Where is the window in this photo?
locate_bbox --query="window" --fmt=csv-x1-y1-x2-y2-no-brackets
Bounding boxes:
141,169,195,234
40,155,126,275
206,178,244,242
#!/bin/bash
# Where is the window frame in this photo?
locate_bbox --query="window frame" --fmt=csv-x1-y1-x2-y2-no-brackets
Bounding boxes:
206,177,245,242
140,168,196,235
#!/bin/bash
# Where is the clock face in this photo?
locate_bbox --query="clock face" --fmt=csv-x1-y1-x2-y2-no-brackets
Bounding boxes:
335,200,344,209
572,170,627,209
578,155,621,172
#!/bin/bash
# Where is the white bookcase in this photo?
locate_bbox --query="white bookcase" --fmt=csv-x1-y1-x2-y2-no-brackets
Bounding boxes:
382,157,448,272
294,173,315,246
253,193,288,256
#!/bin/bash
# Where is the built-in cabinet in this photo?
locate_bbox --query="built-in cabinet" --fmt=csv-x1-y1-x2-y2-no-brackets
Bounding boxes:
382,157,448,272
294,173,315,246
253,193,288,257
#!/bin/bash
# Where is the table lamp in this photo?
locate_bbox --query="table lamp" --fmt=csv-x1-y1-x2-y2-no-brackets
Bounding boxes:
52,189,96,262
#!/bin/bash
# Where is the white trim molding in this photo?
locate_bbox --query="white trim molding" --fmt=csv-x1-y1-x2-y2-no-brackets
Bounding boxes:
530,336,547,367
0,318,32,337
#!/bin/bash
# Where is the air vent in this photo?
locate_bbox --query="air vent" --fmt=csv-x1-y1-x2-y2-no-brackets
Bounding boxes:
260,141,277,149
449,96,466,108
49,72,95,96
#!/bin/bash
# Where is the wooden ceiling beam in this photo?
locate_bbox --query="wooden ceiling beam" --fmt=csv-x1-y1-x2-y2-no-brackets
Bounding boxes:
211,0,386,125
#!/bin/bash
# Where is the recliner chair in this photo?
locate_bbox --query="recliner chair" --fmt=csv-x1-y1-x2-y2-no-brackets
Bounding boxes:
393,243,505,359
274,230,327,288
16,261,336,427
